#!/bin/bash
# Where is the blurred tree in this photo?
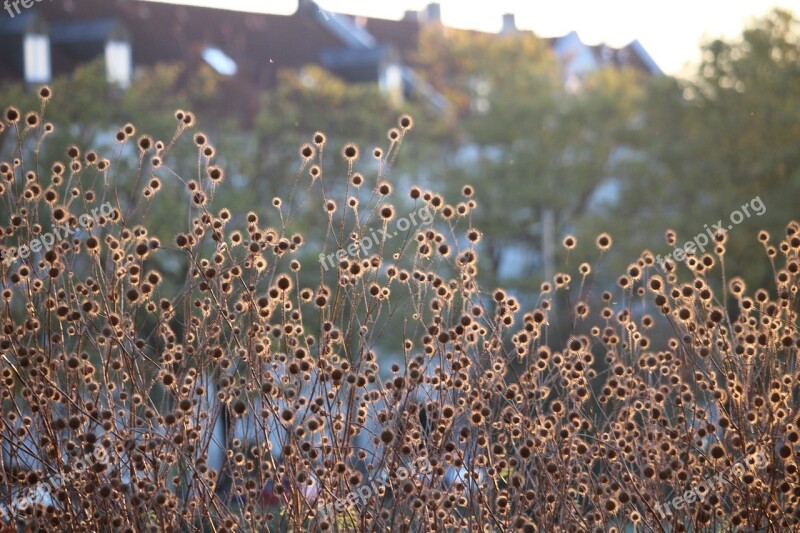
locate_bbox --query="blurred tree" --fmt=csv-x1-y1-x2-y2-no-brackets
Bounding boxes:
244,66,438,356
244,66,393,264
246,65,439,282
250,66,400,200
0,61,433,352
412,27,645,291
612,8,800,286
0,60,252,290
0,60,237,153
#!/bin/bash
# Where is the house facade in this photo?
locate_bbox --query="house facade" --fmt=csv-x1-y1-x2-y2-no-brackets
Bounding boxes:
0,0,660,106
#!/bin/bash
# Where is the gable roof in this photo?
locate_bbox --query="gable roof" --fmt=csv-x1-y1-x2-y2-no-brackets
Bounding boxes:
5,0,659,117
33,0,347,88
0,11,47,35
26,1,663,79
548,30,662,77
362,15,420,58
49,18,123,44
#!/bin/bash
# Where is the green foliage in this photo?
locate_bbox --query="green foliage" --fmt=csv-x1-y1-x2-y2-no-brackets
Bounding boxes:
413,27,645,289
613,8,800,286
250,66,400,202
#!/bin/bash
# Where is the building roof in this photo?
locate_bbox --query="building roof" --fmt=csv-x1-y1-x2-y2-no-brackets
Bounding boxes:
0,13,32,35
4,0,659,114
49,18,127,44
0,11,51,35
362,15,420,58
547,30,662,77
33,0,346,89
625,40,662,75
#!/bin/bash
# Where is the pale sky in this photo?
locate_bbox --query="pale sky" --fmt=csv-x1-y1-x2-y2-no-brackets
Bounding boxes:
143,0,800,75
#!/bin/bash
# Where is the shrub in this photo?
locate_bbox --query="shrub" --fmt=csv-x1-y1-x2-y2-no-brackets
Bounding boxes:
0,89,797,532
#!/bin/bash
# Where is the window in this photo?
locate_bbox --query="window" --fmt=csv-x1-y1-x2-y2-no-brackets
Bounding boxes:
469,76,491,114
23,34,51,84
105,40,132,88
379,63,404,103
202,47,237,76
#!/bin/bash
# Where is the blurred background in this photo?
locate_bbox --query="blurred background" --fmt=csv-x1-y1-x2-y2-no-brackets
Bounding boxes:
0,0,798,308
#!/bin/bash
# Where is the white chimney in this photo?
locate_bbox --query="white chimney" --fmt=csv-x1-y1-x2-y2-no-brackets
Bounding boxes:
423,3,441,24
501,13,517,34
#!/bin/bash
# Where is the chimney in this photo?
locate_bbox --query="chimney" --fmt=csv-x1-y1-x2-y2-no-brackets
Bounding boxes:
403,10,418,22
297,0,317,16
501,13,517,34
423,3,441,24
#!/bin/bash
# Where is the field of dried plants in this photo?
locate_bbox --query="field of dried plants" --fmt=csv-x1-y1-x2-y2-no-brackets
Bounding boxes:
0,89,797,532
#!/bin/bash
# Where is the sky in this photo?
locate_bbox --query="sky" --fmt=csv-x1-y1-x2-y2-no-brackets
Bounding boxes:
143,0,800,75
